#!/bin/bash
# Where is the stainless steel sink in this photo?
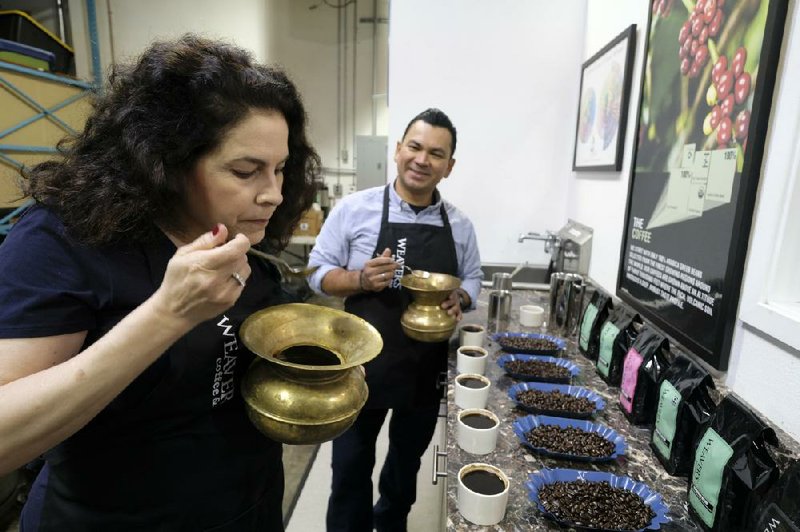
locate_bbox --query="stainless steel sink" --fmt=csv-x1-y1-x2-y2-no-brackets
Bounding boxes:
480,262,550,290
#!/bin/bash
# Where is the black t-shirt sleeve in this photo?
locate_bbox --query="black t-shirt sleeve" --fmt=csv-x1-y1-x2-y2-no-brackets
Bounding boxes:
0,206,107,338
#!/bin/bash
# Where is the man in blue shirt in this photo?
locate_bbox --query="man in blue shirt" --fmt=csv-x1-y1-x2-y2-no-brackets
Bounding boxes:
308,108,482,531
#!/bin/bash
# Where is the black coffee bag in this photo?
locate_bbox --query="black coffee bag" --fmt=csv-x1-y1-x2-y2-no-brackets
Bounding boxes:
595,308,642,386
688,395,780,531
618,326,670,426
578,290,612,361
650,353,716,476
750,459,800,531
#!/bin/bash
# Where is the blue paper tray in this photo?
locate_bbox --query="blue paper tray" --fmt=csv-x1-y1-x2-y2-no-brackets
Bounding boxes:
497,353,579,384
512,414,626,462
526,468,670,530
491,332,567,355
508,382,605,419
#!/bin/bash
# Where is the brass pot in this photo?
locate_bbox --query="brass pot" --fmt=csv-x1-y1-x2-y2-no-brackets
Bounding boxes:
400,271,462,342
240,303,383,445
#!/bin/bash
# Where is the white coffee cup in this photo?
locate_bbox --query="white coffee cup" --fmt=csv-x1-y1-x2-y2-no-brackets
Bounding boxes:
454,373,491,410
457,463,510,526
519,304,545,327
457,408,500,455
459,323,486,347
457,346,489,375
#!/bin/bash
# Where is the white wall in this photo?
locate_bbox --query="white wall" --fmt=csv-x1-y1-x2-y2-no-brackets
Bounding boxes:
388,0,587,267
568,1,651,291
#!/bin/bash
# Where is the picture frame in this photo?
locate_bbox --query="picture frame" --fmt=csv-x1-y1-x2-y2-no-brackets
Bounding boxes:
572,24,637,171
616,0,789,370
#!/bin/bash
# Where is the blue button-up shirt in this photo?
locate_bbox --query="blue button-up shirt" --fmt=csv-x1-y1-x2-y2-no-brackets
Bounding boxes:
307,182,483,309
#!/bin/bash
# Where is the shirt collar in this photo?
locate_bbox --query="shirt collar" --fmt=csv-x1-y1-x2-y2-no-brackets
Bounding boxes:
390,179,442,212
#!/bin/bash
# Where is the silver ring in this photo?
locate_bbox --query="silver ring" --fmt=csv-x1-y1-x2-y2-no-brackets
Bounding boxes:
231,272,246,287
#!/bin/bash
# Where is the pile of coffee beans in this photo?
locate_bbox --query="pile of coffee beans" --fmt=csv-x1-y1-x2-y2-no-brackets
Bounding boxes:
538,480,655,530
525,425,614,458
500,336,559,352
505,360,570,380
516,390,596,416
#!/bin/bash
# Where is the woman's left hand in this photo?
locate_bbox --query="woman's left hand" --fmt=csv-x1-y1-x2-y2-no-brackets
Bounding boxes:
441,289,463,321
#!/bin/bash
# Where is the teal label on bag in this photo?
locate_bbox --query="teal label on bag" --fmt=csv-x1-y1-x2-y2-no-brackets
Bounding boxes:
689,427,734,528
756,503,800,532
579,303,598,351
596,321,619,377
652,380,682,459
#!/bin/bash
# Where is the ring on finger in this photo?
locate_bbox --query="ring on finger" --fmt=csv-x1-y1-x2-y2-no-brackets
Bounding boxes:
231,271,246,287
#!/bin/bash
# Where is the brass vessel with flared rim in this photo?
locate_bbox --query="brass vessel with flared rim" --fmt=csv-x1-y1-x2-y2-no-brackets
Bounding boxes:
400,271,462,342
240,303,383,444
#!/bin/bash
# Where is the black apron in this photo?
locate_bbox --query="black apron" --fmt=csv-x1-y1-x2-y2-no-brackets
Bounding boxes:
345,185,459,408
24,235,288,531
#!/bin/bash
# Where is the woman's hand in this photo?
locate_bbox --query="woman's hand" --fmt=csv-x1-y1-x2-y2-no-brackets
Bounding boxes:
152,224,251,326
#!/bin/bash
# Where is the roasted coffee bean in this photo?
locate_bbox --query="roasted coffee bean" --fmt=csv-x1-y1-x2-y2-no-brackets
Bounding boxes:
460,349,484,358
505,360,570,380
500,337,559,351
525,425,615,458
539,481,655,530
517,390,596,415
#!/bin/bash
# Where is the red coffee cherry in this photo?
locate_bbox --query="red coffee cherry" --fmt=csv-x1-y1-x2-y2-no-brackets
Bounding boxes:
735,72,751,105
712,56,727,85
717,70,733,97
708,9,723,36
703,0,717,23
710,105,723,128
720,93,734,117
717,116,732,146
732,47,747,78
735,109,750,140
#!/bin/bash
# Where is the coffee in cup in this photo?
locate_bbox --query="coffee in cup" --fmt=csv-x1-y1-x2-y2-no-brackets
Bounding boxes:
457,463,509,525
459,323,487,347
457,408,500,455
457,345,488,375
454,373,491,409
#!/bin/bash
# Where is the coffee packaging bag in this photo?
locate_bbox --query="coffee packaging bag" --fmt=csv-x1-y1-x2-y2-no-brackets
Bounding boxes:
650,353,716,476
578,291,612,361
688,395,780,531
596,308,642,386
750,459,800,532
618,326,670,426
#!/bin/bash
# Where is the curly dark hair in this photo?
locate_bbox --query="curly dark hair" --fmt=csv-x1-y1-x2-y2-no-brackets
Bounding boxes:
24,34,320,248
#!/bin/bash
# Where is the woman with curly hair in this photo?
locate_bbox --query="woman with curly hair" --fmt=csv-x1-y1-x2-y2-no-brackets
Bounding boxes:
0,34,319,531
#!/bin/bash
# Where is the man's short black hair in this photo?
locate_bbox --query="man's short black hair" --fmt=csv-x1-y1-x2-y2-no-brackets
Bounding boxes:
401,108,457,156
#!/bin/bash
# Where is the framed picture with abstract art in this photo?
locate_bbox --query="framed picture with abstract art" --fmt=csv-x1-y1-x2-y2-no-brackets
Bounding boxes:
572,24,637,171
616,0,788,370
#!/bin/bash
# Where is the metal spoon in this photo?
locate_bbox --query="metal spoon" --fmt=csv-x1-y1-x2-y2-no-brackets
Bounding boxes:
247,247,320,280
401,264,431,279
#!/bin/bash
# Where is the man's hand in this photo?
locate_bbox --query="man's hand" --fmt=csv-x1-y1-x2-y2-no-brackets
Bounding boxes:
360,248,398,292
441,289,464,322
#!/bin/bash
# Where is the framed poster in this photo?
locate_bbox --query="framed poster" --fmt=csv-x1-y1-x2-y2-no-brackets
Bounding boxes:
572,24,637,171
617,0,788,370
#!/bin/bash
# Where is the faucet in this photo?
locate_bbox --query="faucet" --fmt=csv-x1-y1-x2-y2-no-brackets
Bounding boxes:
518,230,561,256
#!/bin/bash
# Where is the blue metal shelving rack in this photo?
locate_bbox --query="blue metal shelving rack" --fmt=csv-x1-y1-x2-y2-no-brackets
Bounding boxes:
0,0,100,235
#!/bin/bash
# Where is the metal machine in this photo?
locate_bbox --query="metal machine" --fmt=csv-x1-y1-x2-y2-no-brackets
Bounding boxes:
518,219,593,276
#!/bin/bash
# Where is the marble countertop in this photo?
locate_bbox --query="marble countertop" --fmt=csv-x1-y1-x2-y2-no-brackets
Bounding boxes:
444,288,800,531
